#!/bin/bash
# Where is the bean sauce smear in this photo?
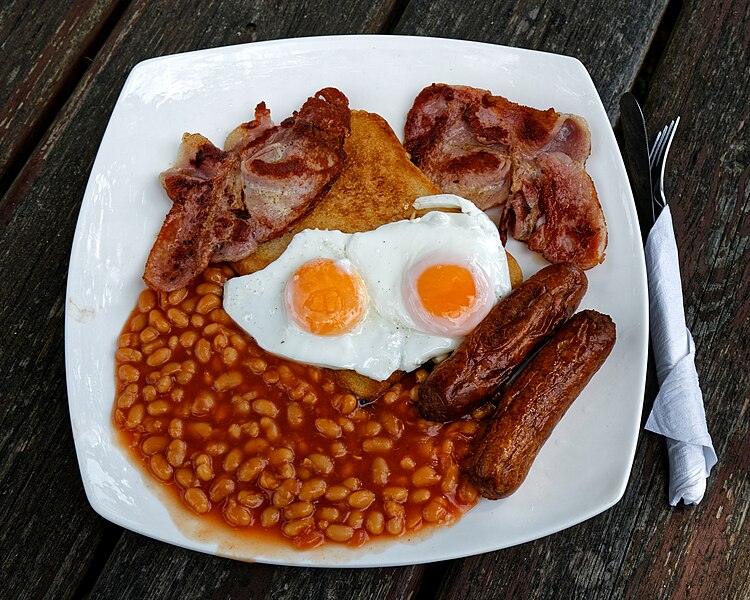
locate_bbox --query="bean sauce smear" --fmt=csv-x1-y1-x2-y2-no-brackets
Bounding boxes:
113,265,485,549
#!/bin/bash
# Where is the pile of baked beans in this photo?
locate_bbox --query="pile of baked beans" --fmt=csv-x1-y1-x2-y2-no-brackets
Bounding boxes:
114,265,486,549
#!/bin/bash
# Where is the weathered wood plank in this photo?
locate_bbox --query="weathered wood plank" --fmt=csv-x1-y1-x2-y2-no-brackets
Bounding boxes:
0,0,124,193
396,0,750,598
394,0,670,123
0,1,409,599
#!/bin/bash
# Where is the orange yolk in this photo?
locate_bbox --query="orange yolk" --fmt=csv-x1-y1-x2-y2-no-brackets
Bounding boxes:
286,258,367,336
416,264,477,320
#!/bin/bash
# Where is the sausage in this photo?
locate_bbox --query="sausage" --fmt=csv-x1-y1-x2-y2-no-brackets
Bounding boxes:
467,309,616,499
417,263,588,422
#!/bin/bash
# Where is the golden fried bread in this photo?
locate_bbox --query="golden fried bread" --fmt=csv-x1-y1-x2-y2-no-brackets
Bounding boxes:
233,110,522,400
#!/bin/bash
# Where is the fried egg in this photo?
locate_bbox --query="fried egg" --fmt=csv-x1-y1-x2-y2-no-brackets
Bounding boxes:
223,195,511,380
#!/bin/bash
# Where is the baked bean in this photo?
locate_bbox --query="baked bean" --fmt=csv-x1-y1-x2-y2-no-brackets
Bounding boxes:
302,392,317,405
246,357,267,373
210,309,233,325
149,453,173,481
457,479,479,504
118,364,140,383
184,488,210,514
362,437,393,453
115,348,143,363
260,507,280,528
346,510,364,529
138,289,157,313
224,499,252,527
155,376,172,395
230,334,247,351
194,454,213,481
190,314,205,328
366,511,385,535
332,393,357,415
117,384,139,409
269,447,294,465
381,413,403,438
209,477,235,502
284,501,314,520
222,347,239,366
400,456,416,471
442,465,460,494
187,422,212,440
237,457,266,482
214,371,242,392
382,391,398,405
287,403,304,426
240,421,260,438
181,296,198,314
142,339,166,357
167,308,189,328
196,293,221,315
386,516,404,536
213,333,228,351
283,517,313,538
196,283,222,297
410,489,431,504
166,439,187,467
168,334,179,349
315,418,342,439
263,370,280,385
258,471,280,491
195,338,212,363
129,312,148,332
324,485,349,502
139,327,159,343
289,384,306,401
170,387,184,403
168,418,183,439
412,466,441,487
253,398,279,418
362,421,382,437
167,287,188,306
243,438,269,454
222,448,243,473
348,490,375,510
298,479,327,501
237,491,265,508
330,441,347,458
321,379,335,394
228,423,241,440
260,417,281,442
342,477,361,491
175,467,196,488
415,368,429,383
423,499,447,523
316,507,340,523
179,331,199,349
305,453,333,475
142,417,166,434
118,333,139,348
337,417,354,434
141,435,169,455
126,404,145,429
146,347,171,367
148,309,171,334
146,400,170,417
384,487,408,503
277,462,296,480
325,524,354,542
460,421,478,436
371,457,389,486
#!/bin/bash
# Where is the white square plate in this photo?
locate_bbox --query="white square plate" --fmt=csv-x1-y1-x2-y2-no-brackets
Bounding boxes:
66,35,647,567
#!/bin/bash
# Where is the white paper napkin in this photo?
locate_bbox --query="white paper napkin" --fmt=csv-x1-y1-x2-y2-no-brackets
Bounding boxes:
644,206,717,505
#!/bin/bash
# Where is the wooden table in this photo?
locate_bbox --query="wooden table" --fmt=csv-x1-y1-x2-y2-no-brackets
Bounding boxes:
1,1,748,598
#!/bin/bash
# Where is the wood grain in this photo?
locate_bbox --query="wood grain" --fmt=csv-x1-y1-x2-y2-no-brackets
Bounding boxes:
0,0,124,194
393,0,670,122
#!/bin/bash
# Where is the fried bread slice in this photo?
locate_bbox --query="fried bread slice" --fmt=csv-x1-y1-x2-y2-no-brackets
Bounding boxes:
233,110,521,400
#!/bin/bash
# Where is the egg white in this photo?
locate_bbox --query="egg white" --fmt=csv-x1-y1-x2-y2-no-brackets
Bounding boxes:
223,195,512,381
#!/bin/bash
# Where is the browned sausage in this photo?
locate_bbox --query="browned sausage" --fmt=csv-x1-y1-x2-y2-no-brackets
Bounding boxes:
467,309,616,499
417,263,588,422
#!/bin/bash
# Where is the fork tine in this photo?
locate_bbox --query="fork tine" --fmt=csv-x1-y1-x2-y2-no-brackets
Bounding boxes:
657,117,680,203
649,128,665,168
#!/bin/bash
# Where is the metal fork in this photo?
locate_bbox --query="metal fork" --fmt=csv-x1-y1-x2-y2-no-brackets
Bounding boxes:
649,117,680,219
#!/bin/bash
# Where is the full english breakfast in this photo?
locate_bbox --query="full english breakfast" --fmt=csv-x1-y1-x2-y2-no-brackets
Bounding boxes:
113,85,615,549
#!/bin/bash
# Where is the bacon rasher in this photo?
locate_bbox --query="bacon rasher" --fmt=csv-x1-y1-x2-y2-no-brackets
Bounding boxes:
144,88,350,292
404,84,606,269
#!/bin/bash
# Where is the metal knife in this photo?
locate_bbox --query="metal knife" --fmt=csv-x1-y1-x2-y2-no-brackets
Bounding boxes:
619,93,654,242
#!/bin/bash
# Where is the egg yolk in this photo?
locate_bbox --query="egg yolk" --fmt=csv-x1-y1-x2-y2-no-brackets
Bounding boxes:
416,264,477,319
285,258,367,336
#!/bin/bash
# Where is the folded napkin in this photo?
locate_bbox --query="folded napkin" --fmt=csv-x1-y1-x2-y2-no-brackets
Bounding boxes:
644,206,717,505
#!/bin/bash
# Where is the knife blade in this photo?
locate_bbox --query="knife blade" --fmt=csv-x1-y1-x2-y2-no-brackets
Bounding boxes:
619,93,654,243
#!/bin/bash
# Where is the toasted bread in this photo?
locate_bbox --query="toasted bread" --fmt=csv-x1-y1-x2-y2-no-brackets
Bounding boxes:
233,110,522,400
